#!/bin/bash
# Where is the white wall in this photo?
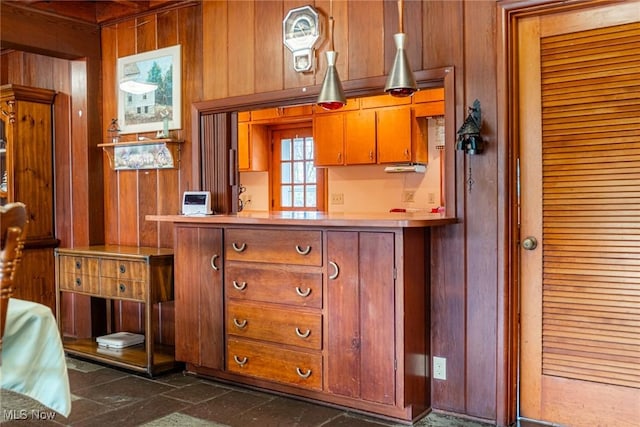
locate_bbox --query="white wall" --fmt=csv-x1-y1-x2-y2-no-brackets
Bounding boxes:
240,117,445,214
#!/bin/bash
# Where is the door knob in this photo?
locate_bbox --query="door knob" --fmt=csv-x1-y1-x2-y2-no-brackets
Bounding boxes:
522,236,538,250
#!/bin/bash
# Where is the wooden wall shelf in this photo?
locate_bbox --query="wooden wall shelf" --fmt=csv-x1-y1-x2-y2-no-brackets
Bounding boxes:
98,139,183,170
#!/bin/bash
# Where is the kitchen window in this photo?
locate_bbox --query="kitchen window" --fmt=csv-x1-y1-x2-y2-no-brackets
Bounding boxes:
271,127,326,211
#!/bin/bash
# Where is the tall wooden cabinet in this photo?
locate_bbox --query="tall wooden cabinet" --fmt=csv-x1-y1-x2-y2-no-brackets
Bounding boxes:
326,231,396,404
173,225,224,370
0,84,58,312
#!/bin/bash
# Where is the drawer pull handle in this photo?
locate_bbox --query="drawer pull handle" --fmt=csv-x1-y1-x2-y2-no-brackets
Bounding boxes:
75,261,81,269
295,245,311,255
233,355,248,366
232,281,247,291
296,368,312,379
295,287,311,297
329,261,340,280
232,242,247,252
210,254,220,271
75,278,82,287
119,283,126,292
119,264,126,274
295,328,311,338
233,318,247,329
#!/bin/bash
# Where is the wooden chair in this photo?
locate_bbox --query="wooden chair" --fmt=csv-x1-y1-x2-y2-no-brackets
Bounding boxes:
0,202,27,356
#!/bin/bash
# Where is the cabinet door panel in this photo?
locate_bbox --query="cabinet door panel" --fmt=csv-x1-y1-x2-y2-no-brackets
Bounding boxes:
326,231,361,398
359,232,395,405
326,231,397,405
345,110,376,164
174,226,223,369
314,114,344,166
238,122,250,170
377,107,412,164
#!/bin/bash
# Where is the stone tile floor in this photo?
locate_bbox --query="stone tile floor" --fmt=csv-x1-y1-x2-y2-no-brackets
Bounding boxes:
1,357,540,426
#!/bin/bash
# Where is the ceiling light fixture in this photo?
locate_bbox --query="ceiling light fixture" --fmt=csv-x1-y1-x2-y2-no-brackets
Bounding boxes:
384,0,417,97
317,0,346,110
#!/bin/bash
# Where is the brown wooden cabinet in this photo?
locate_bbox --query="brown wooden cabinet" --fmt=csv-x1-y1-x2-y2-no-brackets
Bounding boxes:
314,109,378,166
326,231,396,405
174,225,224,370
313,113,344,166
313,94,437,167
170,220,431,422
55,245,176,376
0,84,58,312
377,107,413,164
251,105,313,122
238,121,269,172
345,109,377,164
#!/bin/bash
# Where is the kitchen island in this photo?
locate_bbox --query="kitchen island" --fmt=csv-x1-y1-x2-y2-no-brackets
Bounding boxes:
147,211,456,423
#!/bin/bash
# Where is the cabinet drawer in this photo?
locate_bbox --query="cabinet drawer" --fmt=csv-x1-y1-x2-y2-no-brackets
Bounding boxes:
227,337,322,390
101,277,146,300
59,273,100,294
225,229,322,266
58,255,99,277
101,259,146,281
225,264,322,308
227,300,322,350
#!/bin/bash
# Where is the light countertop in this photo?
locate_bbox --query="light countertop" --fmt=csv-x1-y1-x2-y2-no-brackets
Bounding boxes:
147,211,457,228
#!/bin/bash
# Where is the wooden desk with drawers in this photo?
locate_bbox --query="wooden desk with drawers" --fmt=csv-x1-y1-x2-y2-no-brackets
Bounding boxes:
55,245,177,376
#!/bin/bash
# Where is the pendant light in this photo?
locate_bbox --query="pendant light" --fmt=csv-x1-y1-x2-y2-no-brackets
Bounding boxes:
384,0,417,97
317,0,346,110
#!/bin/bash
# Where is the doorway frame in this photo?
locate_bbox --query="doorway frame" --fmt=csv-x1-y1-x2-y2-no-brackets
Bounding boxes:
190,67,455,215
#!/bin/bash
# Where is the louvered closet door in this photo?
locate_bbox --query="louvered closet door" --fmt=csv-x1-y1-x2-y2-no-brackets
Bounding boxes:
519,3,640,426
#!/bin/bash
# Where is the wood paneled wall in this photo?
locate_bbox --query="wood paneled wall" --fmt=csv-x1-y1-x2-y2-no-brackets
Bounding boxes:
2,1,515,425
101,4,202,248
194,2,505,424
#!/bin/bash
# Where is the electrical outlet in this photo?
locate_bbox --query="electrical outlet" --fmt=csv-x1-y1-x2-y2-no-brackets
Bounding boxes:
433,356,447,380
427,192,435,204
402,190,415,203
331,193,344,205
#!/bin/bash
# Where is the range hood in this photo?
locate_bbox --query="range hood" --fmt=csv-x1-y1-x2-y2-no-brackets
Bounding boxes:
383,163,426,173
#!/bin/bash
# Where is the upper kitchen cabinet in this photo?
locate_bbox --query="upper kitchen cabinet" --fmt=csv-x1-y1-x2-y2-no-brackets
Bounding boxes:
314,107,378,167
313,113,345,166
234,80,446,171
376,107,413,164
0,84,58,312
313,90,443,167
238,112,269,172
239,107,313,171
251,105,313,122
345,109,377,165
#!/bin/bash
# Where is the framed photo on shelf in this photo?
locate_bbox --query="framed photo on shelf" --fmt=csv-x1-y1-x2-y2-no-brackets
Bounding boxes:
117,45,181,134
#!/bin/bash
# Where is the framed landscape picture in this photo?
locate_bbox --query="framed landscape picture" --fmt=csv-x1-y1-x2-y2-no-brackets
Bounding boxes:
117,45,181,134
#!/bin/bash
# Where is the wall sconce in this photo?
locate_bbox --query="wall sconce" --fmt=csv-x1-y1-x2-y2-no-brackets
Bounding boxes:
384,0,417,97
317,0,346,110
456,100,484,155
